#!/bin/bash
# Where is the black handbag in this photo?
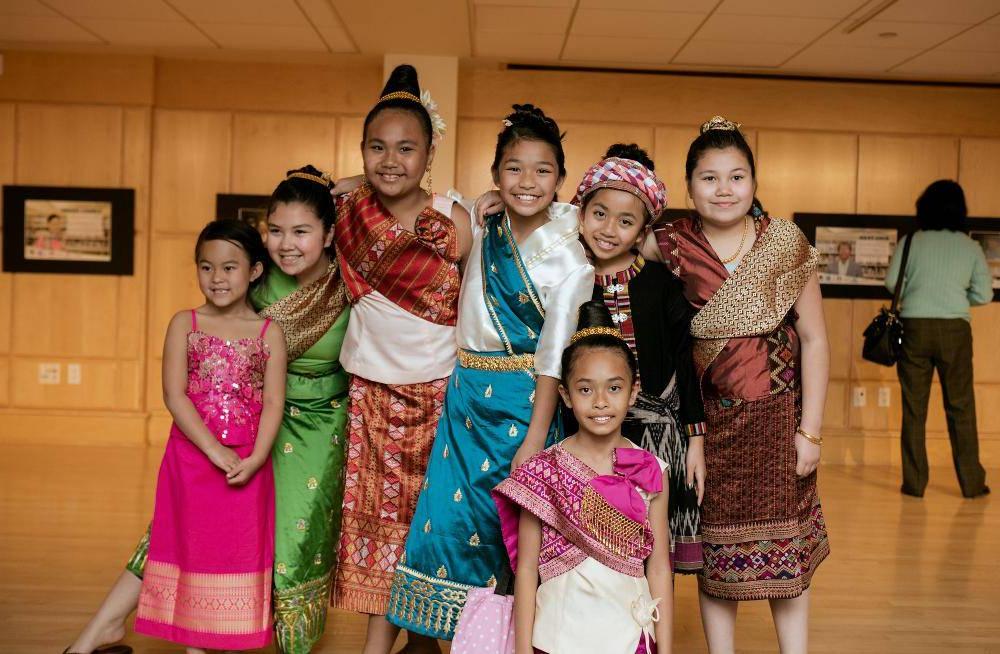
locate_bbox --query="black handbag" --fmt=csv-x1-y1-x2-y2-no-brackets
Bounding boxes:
862,233,913,366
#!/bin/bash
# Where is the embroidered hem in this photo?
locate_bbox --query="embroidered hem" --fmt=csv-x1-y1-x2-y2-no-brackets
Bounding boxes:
274,573,332,654
386,565,472,639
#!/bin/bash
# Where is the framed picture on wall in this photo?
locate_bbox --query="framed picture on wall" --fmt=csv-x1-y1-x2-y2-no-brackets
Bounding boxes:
216,193,270,241
2,185,134,275
796,213,912,299
797,213,1000,301
967,218,1000,301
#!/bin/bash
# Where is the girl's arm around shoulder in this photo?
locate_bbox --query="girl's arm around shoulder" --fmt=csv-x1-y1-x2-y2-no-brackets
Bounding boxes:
450,201,474,269
647,467,672,654
228,322,287,486
514,511,542,654
162,310,240,473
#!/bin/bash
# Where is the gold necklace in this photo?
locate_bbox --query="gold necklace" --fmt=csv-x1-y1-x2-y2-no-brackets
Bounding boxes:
718,217,749,264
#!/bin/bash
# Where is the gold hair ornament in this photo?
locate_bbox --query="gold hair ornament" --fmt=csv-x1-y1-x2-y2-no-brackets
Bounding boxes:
701,115,742,133
287,170,332,187
570,326,625,344
377,90,447,140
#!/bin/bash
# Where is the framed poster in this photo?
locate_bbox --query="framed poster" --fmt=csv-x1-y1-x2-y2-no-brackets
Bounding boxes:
2,185,134,275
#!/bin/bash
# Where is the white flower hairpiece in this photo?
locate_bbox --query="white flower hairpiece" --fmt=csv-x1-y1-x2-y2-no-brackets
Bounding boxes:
502,118,513,127
420,89,447,141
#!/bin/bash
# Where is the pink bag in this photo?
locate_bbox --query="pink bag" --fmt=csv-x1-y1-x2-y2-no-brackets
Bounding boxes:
451,586,515,654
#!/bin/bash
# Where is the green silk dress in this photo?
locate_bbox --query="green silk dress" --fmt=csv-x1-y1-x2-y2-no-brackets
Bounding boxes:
126,268,350,654
252,268,350,654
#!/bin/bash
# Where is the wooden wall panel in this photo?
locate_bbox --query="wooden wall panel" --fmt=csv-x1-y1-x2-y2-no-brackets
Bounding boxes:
0,359,7,406
652,126,698,211
335,117,365,180
151,110,231,234
0,104,15,357
455,118,499,199
10,358,130,409
16,104,123,186
231,113,337,194
562,123,654,201
823,299,854,380
122,108,152,232
959,138,1000,217
146,235,203,360
970,304,1000,383
857,135,959,215
757,131,858,219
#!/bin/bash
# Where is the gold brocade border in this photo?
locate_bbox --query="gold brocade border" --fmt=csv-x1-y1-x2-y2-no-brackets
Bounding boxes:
274,573,332,654
458,349,535,372
387,566,471,638
699,537,830,601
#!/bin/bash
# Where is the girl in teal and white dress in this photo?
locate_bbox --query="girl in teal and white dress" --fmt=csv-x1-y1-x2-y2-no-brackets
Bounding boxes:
387,104,592,640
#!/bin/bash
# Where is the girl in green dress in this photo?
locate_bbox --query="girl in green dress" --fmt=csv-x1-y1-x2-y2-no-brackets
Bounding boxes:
64,165,351,654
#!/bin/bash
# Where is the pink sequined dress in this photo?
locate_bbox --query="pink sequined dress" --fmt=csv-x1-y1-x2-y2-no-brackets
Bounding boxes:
135,310,275,650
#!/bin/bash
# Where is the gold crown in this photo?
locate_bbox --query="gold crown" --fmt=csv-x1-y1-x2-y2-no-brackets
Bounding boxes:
378,91,421,104
287,170,332,187
701,115,742,133
570,326,624,344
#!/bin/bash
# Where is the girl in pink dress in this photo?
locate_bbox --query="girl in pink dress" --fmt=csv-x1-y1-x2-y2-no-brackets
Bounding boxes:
135,219,287,653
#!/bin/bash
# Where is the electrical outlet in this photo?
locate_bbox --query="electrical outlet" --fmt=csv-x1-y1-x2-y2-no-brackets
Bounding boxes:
67,363,82,385
878,387,891,407
38,362,60,385
852,386,867,407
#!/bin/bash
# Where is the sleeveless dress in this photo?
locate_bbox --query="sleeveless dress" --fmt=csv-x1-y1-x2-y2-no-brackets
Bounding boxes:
135,311,275,650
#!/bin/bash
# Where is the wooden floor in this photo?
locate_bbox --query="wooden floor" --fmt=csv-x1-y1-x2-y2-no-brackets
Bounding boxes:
2,443,997,653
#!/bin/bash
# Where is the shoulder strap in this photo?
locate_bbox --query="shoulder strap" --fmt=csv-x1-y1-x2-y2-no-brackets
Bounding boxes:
259,317,272,338
190,309,198,331
891,233,914,311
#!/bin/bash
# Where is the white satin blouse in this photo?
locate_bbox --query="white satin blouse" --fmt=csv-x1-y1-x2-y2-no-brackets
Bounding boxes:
455,201,593,379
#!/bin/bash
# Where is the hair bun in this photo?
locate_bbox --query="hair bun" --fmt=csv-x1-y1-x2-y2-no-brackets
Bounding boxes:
285,164,332,188
380,64,421,99
603,143,655,171
505,103,561,139
575,300,616,331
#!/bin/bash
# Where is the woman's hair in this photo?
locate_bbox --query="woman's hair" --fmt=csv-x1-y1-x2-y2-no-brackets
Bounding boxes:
363,64,433,146
267,164,336,233
194,218,269,288
490,103,567,181
685,123,766,218
560,300,637,385
916,179,968,232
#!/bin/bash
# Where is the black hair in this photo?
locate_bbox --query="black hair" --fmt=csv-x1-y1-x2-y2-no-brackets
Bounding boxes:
581,142,657,223
267,164,336,233
685,123,766,218
916,179,967,232
362,64,433,147
47,213,61,223
491,104,567,181
604,142,655,171
560,300,637,385
194,218,269,288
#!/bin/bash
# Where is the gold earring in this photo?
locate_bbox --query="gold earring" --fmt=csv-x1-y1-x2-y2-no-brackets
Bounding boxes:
425,167,433,196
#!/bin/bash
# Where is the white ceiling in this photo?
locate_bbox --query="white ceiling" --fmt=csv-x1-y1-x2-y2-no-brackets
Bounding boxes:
0,0,998,83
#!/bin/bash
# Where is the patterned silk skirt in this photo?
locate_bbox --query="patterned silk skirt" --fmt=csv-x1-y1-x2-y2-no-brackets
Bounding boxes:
332,375,448,615
271,371,349,654
627,384,703,574
135,434,275,650
699,389,829,601
387,350,560,640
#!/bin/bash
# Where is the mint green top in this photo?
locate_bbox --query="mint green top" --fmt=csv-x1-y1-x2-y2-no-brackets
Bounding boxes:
884,230,993,320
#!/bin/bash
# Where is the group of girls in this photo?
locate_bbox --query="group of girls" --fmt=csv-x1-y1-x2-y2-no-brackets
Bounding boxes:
65,63,829,654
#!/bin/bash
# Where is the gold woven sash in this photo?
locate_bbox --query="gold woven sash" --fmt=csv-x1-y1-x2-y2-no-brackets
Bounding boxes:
259,262,349,361
690,218,817,374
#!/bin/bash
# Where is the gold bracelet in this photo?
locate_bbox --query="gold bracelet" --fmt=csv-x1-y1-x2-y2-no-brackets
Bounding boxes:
796,427,822,446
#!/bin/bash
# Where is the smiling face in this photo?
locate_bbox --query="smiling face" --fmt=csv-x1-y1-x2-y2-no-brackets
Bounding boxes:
560,347,637,439
687,146,755,229
362,108,433,201
266,201,332,281
493,138,564,220
196,238,261,310
579,188,648,271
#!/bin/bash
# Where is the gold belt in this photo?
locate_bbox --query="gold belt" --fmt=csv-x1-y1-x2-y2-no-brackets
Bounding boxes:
458,350,535,372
